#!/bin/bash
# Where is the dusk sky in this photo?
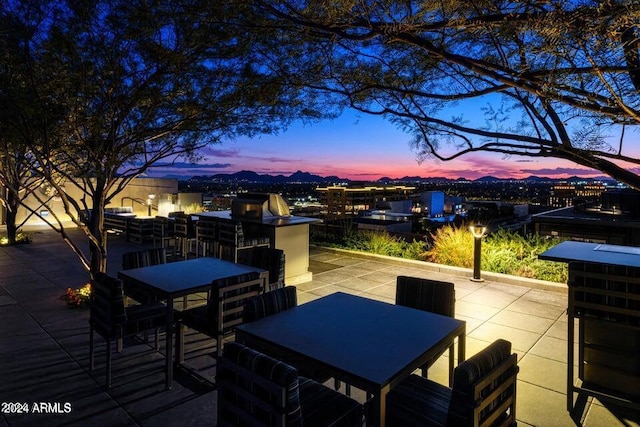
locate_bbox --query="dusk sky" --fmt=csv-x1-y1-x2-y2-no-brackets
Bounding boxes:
146,109,640,181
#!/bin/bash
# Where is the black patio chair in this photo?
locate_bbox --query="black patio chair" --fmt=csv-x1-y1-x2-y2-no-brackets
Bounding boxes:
175,272,264,361
153,216,175,255
386,339,518,427
121,247,167,304
174,213,197,259
217,341,364,427
195,216,218,257
243,286,345,394
243,285,297,323
396,275,456,384
238,246,285,291
217,218,270,263
88,272,166,389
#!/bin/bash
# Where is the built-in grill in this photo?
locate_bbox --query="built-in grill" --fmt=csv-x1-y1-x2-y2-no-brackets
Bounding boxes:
231,193,291,220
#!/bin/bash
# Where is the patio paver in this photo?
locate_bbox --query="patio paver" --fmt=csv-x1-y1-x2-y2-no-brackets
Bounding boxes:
1,227,639,426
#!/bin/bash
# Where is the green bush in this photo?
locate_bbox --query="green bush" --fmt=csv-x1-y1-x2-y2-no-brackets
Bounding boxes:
311,227,428,260
426,226,474,268
428,226,567,282
311,224,567,283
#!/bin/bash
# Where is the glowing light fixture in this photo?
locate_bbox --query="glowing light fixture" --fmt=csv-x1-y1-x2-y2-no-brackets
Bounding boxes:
469,225,487,282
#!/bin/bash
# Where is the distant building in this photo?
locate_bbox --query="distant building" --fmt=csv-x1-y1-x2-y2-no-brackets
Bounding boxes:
420,191,445,217
465,200,530,232
445,195,465,215
532,189,640,245
316,185,415,219
548,183,607,207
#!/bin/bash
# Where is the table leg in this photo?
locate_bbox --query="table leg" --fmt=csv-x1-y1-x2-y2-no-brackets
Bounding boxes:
374,384,390,427
458,325,466,366
165,296,174,390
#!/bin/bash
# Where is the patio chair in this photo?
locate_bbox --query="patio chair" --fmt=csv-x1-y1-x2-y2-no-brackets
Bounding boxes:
243,285,297,323
121,247,167,304
217,218,270,263
175,272,264,361
238,246,285,291
89,272,166,389
242,286,338,388
153,216,175,255
396,275,456,384
386,339,518,427
217,341,364,427
174,213,197,259
195,216,217,257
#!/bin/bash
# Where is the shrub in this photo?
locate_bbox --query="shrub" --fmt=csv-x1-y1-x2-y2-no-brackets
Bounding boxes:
426,226,474,268
311,227,428,260
429,225,567,282
311,224,567,283
0,231,31,246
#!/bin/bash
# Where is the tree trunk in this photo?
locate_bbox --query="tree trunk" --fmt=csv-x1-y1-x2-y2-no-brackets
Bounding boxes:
88,195,107,277
4,190,19,245
5,209,17,245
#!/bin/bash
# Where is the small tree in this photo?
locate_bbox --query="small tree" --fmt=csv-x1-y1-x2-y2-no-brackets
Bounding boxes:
3,0,326,274
0,3,56,244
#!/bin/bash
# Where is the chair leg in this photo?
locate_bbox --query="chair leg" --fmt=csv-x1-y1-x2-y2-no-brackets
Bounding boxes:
89,328,95,371
106,337,112,389
217,333,224,358
176,322,185,364
448,343,455,386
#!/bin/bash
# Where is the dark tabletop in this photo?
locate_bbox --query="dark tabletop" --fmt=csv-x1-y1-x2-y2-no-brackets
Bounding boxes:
539,241,640,268
117,257,265,297
235,291,465,387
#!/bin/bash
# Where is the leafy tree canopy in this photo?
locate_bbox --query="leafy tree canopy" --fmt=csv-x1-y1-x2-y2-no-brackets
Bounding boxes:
253,0,640,188
0,0,330,272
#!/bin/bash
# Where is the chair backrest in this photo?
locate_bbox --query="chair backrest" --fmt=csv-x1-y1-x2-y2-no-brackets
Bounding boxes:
243,286,297,323
122,247,167,270
447,339,518,427
174,213,195,238
217,218,244,246
210,272,264,335
396,275,455,317
239,246,285,290
89,272,127,338
217,341,303,427
153,216,173,238
196,217,217,242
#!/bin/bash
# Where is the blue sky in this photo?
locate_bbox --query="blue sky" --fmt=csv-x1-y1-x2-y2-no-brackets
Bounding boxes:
145,110,636,181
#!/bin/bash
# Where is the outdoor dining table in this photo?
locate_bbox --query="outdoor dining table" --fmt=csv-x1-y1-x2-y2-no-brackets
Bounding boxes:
117,257,268,389
235,291,466,427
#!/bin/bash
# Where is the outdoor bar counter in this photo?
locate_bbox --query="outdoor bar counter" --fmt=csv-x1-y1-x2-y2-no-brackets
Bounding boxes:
198,210,320,285
540,241,640,413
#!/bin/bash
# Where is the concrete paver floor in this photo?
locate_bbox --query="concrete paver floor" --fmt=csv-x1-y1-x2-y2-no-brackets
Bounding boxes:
0,227,638,426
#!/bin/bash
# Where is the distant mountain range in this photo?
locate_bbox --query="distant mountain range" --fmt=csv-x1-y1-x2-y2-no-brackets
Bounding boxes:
187,170,617,185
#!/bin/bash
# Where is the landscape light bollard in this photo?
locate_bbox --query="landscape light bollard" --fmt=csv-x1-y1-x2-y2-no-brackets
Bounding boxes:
147,194,155,216
469,225,487,282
